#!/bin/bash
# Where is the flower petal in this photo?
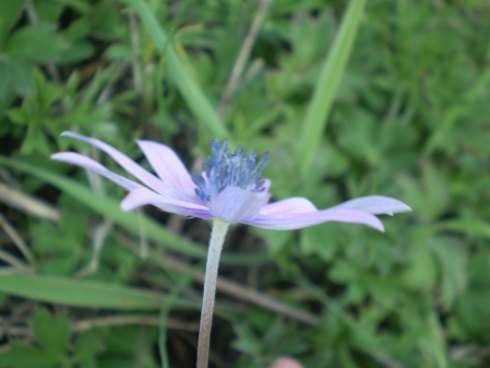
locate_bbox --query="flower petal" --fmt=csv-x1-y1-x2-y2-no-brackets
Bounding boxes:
61,132,166,195
121,187,211,218
136,140,197,200
209,186,270,223
51,152,141,191
331,195,411,215
258,197,317,216
245,208,384,231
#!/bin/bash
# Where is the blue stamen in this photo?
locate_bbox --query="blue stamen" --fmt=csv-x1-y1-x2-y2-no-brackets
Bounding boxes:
193,139,269,202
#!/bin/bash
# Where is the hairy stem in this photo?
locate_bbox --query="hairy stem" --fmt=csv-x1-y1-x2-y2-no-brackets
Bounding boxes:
197,219,230,368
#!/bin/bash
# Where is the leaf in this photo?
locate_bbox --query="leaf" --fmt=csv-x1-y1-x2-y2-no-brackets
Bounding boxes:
37,1,65,23
431,238,468,309
6,25,66,63
29,208,86,276
403,242,437,293
31,309,70,356
329,260,366,304
31,210,86,254
59,18,95,63
0,341,56,368
419,310,449,368
73,330,104,366
451,289,490,341
298,0,366,175
0,274,197,310
300,226,339,261
0,58,32,98
20,126,51,155
232,324,261,356
421,163,449,221
0,0,24,45
434,219,490,239
398,163,449,223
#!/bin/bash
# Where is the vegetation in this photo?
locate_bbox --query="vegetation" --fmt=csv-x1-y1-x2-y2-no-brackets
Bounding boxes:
0,0,488,367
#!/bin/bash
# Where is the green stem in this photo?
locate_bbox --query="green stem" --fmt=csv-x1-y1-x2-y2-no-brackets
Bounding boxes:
197,219,230,368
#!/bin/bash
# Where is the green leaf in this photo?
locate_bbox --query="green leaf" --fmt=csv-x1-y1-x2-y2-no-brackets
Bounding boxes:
301,225,339,261
0,58,32,98
0,0,24,45
232,324,262,356
451,288,490,341
73,330,104,366
59,18,94,63
0,274,196,310
434,219,490,239
6,25,66,63
432,238,468,309
298,0,366,175
403,242,437,293
419,310,449,368
0,341,56,368
449,247,490,342
31,210,86,254
31,309,70,356
30,208,86,276
20,126,51,155
37,1,65,23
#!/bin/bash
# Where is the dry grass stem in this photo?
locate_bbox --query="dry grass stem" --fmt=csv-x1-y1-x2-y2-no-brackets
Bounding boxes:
0,183,60,222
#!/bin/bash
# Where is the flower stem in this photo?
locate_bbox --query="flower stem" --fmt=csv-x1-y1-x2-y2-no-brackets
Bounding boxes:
197,219,230,368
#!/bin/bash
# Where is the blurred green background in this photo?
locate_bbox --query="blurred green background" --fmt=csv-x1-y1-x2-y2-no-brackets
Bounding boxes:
0,0,489,367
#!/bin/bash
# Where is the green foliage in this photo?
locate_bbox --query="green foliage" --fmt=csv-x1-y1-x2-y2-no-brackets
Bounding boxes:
1,308,70,368
0,274,196,310
233,317,309,368
1,0,489,367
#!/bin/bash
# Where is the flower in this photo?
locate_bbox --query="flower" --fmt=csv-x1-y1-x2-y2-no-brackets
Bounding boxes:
52,132,410,230
52,132,411,368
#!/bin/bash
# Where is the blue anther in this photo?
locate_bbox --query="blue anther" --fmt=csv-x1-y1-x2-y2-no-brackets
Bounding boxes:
192,139,269,202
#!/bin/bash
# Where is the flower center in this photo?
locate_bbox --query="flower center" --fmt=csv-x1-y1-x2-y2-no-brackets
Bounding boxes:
192,139,269,202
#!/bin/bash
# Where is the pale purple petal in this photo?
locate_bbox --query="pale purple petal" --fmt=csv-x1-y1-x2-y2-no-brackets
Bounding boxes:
61,132,166,195
121,187,211,218
136,140,197,200
331,195,411,215
51,152,141,191
244,208,384,231
209,186,270,223
258,197,317,216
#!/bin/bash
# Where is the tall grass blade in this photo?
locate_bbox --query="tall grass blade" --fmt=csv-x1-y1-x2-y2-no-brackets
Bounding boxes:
0,274,197,310
128,0,228,138
298,0,366,176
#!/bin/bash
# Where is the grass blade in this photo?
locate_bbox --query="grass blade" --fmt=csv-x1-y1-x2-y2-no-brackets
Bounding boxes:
128,0,228,139
0,274,197,310
159,270,196,368
298,0,366,176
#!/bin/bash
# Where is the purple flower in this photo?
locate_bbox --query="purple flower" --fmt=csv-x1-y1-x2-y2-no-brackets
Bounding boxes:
52,132,410,231
52,131,411,368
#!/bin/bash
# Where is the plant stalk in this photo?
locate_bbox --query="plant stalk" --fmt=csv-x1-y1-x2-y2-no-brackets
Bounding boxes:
197,219,230,368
